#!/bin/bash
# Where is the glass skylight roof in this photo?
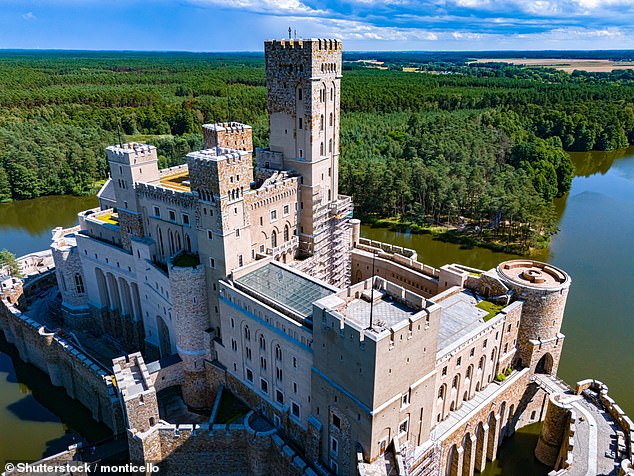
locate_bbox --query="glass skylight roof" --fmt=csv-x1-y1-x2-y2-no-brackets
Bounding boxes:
235,263,334,318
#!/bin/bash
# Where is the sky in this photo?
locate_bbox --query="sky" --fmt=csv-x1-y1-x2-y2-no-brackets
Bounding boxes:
1,0,634,52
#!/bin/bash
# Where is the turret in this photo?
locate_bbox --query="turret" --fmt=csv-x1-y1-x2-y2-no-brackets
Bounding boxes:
496,260,571,375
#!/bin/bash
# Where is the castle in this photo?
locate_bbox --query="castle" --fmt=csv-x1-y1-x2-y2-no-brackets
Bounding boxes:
46,38,633,476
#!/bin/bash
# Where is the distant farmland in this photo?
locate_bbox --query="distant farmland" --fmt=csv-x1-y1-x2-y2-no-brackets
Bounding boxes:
469,58,634,73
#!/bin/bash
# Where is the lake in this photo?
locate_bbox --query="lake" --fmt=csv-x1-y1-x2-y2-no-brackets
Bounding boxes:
0,147,632,467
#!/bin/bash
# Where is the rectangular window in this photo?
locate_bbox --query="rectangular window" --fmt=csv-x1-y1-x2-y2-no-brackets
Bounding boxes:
330,436,338,455
283,204,290,215
207,230,213,240
276,390,284,404
442,366,447,376
153,206,160,217
169,210,176,221
246,369,253,382
457,357,462,367
209,258,215,268
260,357,267,370
238,254,243,267
235,228,240,237
399,417,409,436
246,347,252,361
291,401,300,418
260,379,268,393
182,214,190,225
401,391,410,408
270,210,277,221
332,413,341,430
298,117,303,129
276,367,283,381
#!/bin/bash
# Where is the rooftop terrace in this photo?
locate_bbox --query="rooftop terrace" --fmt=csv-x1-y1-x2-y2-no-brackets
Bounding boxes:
338,289,418,331
157,170,191,192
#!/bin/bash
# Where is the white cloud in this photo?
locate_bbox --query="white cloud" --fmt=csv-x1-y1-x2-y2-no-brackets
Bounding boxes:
22,12,36,21
186,0,324,15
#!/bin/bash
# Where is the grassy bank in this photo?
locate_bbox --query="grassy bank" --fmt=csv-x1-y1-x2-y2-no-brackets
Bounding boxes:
360,215,549,256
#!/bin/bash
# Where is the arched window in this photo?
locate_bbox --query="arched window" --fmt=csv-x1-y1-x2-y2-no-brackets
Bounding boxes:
320,114,324,131
284,225,289,242
244,326,251,341
452,375,459,388
330,88,334,100
329,138,333,153
275,345,282,361
329,112,333,126
438,386,444,399
186,235,191,252
320,142,324,155
271,230,277,248
259,334,266,351
74,273,85,294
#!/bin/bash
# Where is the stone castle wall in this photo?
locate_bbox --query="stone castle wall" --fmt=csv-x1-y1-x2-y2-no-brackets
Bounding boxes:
0,297,124,432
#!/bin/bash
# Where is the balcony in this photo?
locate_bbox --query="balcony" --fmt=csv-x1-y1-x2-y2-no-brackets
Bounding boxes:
267,236,299,257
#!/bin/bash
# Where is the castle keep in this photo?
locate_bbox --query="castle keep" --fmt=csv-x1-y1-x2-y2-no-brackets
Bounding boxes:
43,38,634,476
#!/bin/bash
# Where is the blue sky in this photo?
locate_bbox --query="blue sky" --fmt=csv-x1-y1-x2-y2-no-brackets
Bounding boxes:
2,0,634,51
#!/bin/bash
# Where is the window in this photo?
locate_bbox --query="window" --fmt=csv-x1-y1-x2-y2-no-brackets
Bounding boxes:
293,357,297,368
332,413,341,430
330,436,338,455
293,382,298,393
470,348,475,358
270,210,277,221
298,117,303,129
457,357,462,367
398,417,409,435
438,387,444,399
231,339,237,352
276,389,284,404
320,114,324,131
260,357,267,370
298,88,302,100
466,366,472,379
246,347,252,361
207,230,213,240
442,366,447,376
276,367,283,381
209,258,215,268
246,369,253,382
330,460,338,474
275,345,282,361
320,142,324,155
153,206,160,217
329,138,333,153
244,326,251,341
169,210,176,221
238,254,243,267
259,334,266,351
235,228,240,237
329,112,333,126
291,402,300,418
483,339,488,349
260,379,268,393
283,204,290,215
284,225,289,242
401,391,410,408
452,375,459,388
74,273,85,294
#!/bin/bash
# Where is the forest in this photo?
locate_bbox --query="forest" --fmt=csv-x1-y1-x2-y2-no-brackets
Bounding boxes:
0,51,633,251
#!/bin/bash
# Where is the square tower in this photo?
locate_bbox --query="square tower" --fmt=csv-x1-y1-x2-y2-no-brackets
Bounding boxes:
264,39,342,246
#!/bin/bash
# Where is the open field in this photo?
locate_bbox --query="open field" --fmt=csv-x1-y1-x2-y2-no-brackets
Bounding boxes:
469,58,634,73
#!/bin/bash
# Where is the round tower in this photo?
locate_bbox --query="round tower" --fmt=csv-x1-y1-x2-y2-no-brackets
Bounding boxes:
169,260,210,410
350,218,361,248
535,393,571,467
496,260,571,375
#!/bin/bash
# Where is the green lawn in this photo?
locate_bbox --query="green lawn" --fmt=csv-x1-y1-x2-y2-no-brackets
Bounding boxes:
476,300,505,322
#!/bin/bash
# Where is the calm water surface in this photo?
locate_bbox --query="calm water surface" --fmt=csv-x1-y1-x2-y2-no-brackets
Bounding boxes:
0,149,632,468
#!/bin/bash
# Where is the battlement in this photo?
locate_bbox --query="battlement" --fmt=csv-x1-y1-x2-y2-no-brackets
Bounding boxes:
265,38,341,51
106,142,158,164
202,122,253,151
186,147,249,164
113,353,152,401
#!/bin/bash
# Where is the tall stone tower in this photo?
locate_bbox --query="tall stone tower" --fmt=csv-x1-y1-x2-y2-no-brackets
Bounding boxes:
264,39,342,252
496,260,571,375
262,39,351,287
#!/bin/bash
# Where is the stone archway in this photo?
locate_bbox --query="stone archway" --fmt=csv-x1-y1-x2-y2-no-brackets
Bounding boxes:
535,353,554,374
